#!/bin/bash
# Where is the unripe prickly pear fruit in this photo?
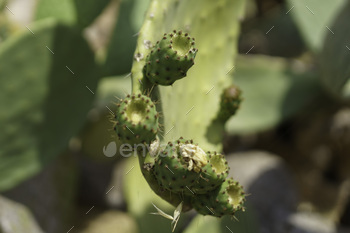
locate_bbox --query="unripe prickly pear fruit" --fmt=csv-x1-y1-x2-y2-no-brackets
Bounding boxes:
193,151,229,194
154,137,207,196
113,94,159,145
139,154,193,212
192,178,246,217
144,30,197,86
217,85,242,122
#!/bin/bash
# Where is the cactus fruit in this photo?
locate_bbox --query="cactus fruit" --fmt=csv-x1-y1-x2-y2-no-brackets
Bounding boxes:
193,151,229,194
139,155,193,212
113,94,159,145
192,178,245,217
143,30,198,86
154,138,207,196
217,85,243,122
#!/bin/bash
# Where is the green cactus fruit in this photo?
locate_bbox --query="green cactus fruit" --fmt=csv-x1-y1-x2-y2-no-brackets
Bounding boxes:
139,155,193,212
217,85,242,122
192,178,245,217
113,94,158,145
193,151,229,194
144,30,198,86
154,137,207,196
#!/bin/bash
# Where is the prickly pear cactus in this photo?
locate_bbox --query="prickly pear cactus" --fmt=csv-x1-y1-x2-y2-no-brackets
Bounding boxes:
217,85,243,122
119,0,247,226
194,151,229,194
192,178,246,217
113,94,158,145
144,30,197,86
154,138,206,196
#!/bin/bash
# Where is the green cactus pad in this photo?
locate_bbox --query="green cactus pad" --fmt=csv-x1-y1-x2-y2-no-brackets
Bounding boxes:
217,85,243,122
192,178,245,217
144,30,197,86
113,94,158,145
154,138,207,196
193,151,229,194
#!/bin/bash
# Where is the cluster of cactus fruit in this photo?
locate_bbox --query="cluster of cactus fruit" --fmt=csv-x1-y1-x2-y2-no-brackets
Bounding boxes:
113,30,245,218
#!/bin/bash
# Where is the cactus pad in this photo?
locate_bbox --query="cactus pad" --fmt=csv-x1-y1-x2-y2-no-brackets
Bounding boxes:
193,151,229,194
154,138,207,195
192,178,245,217
217,85,242,122
144,30,197,86
114,94,158,145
